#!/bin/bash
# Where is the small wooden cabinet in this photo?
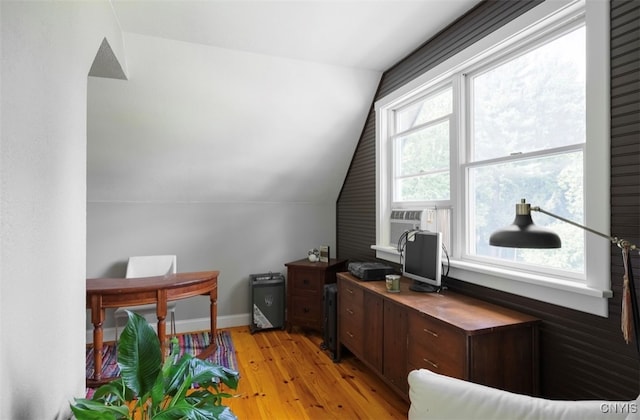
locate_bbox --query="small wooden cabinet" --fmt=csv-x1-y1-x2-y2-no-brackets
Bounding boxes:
337,272,540,400
285,258,347,332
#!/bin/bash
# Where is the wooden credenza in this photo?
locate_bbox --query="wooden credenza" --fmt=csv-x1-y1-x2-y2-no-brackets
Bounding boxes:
337,272,540,400
285,258,347,332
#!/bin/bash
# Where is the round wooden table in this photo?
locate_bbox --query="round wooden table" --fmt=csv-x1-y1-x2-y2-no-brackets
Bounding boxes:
86,271,218,386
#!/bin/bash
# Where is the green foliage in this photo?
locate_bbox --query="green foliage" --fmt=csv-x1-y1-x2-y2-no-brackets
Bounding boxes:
473,151,585,272
71,311,239,420
467,27,587,272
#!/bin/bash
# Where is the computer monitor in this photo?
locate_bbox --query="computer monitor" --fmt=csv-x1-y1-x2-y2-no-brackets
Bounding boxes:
403,231,442,293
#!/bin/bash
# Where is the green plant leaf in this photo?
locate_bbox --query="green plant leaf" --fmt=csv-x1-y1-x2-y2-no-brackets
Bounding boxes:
187,358,239,390
150,400,205,420
192,405,238,420
118,310,163,398
70,398,129,420
151,363,167,413
90,379,130,404
151,400,236,420
164,353,193,396
162,337,181,376
171,372,194,408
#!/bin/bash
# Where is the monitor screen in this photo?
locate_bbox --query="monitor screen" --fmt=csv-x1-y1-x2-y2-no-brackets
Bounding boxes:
403,231,442,293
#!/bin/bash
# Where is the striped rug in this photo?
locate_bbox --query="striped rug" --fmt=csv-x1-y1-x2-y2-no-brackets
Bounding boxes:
86,330,237,384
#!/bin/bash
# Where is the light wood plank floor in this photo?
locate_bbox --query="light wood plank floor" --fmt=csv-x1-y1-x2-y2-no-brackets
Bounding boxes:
222,326,410,420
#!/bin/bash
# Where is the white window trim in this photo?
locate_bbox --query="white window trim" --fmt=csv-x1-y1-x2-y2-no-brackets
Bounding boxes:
373,0,611,317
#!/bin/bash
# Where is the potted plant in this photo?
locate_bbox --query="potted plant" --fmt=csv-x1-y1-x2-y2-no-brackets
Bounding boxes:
71,310,239,419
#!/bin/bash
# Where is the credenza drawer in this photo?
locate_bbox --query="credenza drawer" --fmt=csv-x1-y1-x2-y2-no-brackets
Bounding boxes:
408,311,466,377
408,345,465,379
339,280,364,308
339,279,364,355
340,314,363,355
340,301,364,324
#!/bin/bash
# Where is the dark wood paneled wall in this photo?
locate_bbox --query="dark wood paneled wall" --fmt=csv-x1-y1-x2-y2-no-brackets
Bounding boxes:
336,0,640,400
336,0,544,263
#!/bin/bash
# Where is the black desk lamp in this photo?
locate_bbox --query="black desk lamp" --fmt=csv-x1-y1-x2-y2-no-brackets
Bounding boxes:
490,199,640,353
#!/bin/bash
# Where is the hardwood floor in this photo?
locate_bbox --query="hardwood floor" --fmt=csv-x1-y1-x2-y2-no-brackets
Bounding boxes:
222,326,410,419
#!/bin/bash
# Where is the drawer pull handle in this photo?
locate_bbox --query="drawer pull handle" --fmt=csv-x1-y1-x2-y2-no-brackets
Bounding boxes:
347,288,354,294
347,309,354,315
423,328,439,338
423,358,439,369
347,331,354,338
303,279,309,285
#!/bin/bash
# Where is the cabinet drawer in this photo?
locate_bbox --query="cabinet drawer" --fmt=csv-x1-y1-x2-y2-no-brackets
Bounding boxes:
339,280,363,308
340,313,363,355
290,270,324,294
408,345,465,379
290,296,322,323
408,312,466,378
339,279,365,355
339,299,364,324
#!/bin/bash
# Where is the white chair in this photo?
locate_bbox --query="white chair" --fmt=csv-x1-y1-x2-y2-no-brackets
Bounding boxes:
408,369,638,420
114,255,177,341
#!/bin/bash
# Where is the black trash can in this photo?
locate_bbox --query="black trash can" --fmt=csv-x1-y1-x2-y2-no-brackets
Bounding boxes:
250,272,285,334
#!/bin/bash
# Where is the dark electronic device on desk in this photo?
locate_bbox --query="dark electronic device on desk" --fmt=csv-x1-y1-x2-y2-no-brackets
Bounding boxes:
401,230,443,293
347,261,395,281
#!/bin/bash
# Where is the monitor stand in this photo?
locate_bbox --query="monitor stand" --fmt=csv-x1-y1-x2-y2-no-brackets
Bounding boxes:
409,280,439,293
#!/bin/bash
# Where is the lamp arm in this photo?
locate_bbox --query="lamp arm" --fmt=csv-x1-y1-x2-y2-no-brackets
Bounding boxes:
532,206,638,253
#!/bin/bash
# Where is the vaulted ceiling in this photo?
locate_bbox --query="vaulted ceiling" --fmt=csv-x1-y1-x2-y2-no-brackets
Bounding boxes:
110,0,479,72
87,0,479,203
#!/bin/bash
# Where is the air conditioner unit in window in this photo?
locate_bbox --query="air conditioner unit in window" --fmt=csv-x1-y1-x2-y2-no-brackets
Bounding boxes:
390,209,427,247
390,208,452,252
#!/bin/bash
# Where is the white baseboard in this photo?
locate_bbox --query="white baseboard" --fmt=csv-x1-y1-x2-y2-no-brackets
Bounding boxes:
86,312,251,344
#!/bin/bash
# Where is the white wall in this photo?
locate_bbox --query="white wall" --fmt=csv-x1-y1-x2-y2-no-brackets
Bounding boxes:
88,33,379,205
86,201,336,335
0,1,125,418
86,32,380,333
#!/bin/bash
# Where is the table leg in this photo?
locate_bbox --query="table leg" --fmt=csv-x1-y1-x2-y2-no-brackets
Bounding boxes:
89,295,105,385
197,287,218,360
156,289,168,358
210,289,217,341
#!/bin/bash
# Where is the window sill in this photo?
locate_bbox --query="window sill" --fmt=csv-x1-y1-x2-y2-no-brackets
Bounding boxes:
448,259,612,317
372,244,612,317
371,244,402,264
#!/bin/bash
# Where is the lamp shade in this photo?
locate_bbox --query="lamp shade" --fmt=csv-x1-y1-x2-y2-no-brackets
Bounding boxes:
489,200,561,248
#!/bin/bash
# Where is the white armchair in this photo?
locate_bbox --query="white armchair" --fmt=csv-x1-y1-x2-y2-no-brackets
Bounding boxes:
114,255,178,341
408,369,638,420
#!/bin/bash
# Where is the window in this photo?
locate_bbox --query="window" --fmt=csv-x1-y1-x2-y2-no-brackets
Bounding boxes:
393,86,452,203
374,0,610,316
466,24,586,277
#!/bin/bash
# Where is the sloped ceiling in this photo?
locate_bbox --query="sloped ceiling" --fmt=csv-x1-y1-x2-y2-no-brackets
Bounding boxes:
110,0,480,72
88,0,478,204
